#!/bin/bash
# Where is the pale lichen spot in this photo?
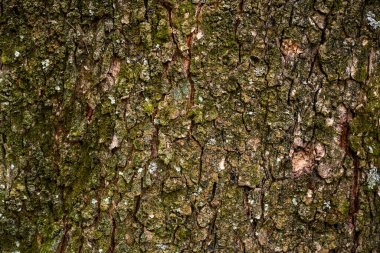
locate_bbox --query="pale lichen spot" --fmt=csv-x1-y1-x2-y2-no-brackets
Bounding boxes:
309,13,326,29
207,138,216,145
323,200,331,210
218,157,225,171
326,117,334,126
156,244,168,250
367,167,380,190
148,162,157,174
109,135,119,150
254,66,266,76
108,96,116,104
314,242,322,252
367,11,380,29
306,189,313,198
174,166,181,173
102,197,110,205
196,30,204,40
41,59,50,70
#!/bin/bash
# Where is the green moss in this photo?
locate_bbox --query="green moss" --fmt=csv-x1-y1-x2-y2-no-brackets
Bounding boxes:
171,1,196,31
175,226,191,240
68,120,86,142
336,198,350,215
97,114,113,144
204,106,218,121
143,100,155,115
349,89,380,158
354,65,368,82
133,139,145,150
65,147,95,207
187,107,203,123
1,52,12,64
154,19,171,44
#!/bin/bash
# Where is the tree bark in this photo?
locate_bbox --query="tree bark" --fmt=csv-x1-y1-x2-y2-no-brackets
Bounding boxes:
0,0,380,252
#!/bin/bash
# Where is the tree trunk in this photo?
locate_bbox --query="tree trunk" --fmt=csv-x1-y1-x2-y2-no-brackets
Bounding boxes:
1,0,380,252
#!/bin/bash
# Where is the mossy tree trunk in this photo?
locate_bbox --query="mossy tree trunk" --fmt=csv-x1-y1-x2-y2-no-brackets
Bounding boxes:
1,0,380,252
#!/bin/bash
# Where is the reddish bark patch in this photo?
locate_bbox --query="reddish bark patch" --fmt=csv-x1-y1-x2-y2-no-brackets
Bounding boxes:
281,39,303,57
290,143,325,178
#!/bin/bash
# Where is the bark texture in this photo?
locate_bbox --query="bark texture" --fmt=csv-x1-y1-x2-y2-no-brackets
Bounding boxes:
1,0,380,252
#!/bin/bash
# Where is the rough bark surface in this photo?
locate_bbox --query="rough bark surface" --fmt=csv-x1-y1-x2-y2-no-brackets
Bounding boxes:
1,0,380,252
